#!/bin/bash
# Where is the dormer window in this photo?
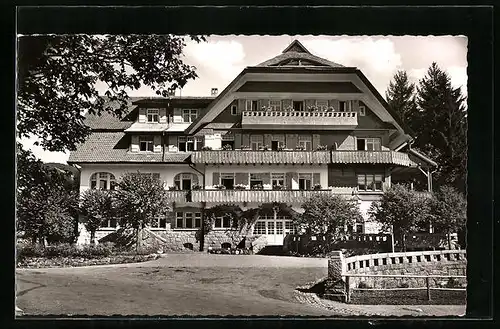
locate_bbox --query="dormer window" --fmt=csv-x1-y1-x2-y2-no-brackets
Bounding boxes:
139,136,154,152
182,109,198,123
147,109,159,123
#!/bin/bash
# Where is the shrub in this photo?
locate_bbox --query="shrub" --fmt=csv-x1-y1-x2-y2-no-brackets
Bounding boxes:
398,282,410,288
45,243,76,258
358,281,372,289
16,242,44,260
79,244,113,258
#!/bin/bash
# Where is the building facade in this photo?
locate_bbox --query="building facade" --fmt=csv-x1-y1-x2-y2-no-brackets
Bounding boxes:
69,40,436,251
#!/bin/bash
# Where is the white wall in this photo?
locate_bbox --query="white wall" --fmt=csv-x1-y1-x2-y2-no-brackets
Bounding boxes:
79,163,202,193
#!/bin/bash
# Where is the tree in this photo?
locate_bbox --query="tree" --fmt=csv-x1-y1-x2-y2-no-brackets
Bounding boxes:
385,70,418,127
429,185,467,249
80,189,116,244
17,143,79,245
113,172,170,250
369,184,432,251
296,194,362,254
17,35,205,152
414,62,467,192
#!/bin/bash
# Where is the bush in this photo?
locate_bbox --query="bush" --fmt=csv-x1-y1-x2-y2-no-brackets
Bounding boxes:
17,242,45,260
45,243,76,258
78,244,113,258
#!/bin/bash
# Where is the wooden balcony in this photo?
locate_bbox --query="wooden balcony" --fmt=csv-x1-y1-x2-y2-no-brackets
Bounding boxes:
191,150,330,165
241,110,358,130
191,189,354,203
331,151,418,167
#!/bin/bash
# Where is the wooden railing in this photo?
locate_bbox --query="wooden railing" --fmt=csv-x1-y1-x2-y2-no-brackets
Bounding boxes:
164,190,190,202
191,189,355,203
241,110,358,127
344,249,467,272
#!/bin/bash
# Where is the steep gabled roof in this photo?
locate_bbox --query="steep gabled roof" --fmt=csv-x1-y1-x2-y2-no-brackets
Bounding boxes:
257,39,344,68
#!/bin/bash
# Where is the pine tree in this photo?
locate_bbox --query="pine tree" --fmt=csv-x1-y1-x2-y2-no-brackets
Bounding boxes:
415,62,467,192
385,70,417,127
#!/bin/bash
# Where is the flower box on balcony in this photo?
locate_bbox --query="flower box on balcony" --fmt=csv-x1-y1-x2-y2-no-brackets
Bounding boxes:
213,184,226,190
251,184,264,190
313,184,322,190
234,184,247,190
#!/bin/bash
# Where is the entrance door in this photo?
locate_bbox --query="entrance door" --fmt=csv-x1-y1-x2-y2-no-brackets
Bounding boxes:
254,215,294,245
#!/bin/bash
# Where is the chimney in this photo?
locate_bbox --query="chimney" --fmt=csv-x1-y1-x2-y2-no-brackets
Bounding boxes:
211,88,218,96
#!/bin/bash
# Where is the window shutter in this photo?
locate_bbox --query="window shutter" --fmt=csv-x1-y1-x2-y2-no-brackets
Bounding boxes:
192,174,199,186
292,172,299,187
282,99,292,110
329,99,339,111
259,99,269,110
168,135,178,150
285,172,293,189
131,135,139,152
351,100,359,112
235,173,249,186
237,99,245,114
234,133,242,149
138,108,146,123
212,172,220,186
312,134,321,150
264,134,272,148
242,134,250,148
286,134,298,149
305,99,315,110
159,108,167,123
153,135,162,153
313,173,321,186
173,108,183,123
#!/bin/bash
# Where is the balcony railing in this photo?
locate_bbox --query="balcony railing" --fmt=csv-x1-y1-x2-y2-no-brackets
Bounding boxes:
164,190,190,202
191,189,355,203
191,150,330,164
331,151,417,167
241,110,358,129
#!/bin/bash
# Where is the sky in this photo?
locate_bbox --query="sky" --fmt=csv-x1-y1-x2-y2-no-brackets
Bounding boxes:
20,35,468,164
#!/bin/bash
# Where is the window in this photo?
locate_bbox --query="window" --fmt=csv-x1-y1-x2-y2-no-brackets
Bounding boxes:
220,173,235,190
271,135,285,150
214,215,232,229
176,212,202,229
147,109,159,123
339,101,351,112
292,100,304,111
269,100,281,111
151,216,167,229
254,221,266,234
316,100,328,110
357,138,381,151
276,221,283,235
271,173,285,189
139,135,154,152
100,218,117,229
250,135,263,150
245,100,253,111
284,220,298,234
356,224,364,233
178,136,203,151
299,173,312,190
90,172,116,190
182,109,198,123
357,173,384,192
267,221,275,234
298,135,312,150
174,173,196,190
250,173,263,189
130,172,160,180
359,105,366,116
231,105,238,115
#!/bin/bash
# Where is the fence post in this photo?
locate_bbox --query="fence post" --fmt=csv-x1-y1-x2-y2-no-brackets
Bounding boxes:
345,275,351,303
327,251,347,302
426,276,431,301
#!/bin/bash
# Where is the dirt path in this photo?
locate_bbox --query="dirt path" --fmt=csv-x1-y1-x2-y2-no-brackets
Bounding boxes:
16,254,465,317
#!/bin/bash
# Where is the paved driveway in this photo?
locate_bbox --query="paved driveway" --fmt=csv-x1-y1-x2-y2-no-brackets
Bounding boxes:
16,254,465,317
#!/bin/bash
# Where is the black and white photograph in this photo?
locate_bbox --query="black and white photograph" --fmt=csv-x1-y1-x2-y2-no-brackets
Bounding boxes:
14,6,486,320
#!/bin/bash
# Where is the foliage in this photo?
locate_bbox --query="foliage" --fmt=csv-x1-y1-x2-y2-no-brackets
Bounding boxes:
414,63,467,192
113,172,171,230
297,194,362,253
369,184,432,251
80,189,116,244
429,185,466,233
17,144,79,244
16,242,113,261
385,70,418,127
17,34,205,152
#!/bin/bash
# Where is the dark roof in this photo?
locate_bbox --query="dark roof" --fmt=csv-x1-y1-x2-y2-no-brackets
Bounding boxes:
84,97,142,130
191,150,330,165
68,132,191,163
258,39,344,68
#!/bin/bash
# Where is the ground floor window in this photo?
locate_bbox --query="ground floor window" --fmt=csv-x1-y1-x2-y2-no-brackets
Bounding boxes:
253,215,296,235
100,218,117,229
214,215,232,229
151,217,167,229
90,172,116,190
175,212,202,229
357,173,384,191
